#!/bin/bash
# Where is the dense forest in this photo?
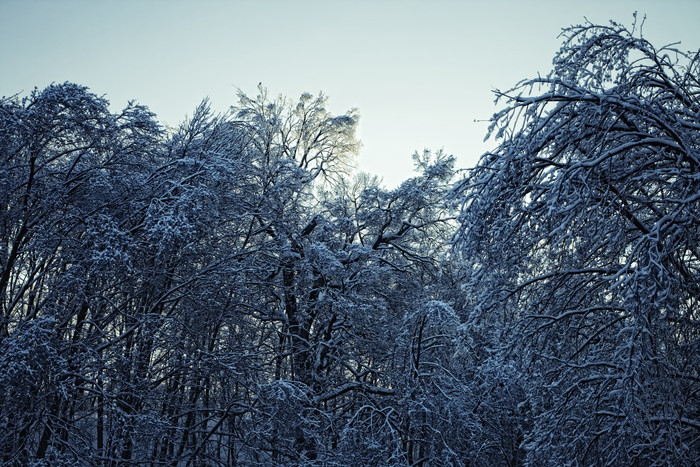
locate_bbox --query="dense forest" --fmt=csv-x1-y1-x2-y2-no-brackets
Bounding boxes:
1,21,698,466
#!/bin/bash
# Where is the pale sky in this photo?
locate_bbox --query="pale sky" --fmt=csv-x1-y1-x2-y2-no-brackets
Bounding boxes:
2,0,699,187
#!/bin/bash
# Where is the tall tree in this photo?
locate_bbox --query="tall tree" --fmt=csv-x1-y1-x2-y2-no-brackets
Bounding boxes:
0,83,162,464
453,19,700,465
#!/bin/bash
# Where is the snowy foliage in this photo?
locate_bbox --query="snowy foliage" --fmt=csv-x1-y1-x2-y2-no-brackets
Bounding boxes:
0,19,697,466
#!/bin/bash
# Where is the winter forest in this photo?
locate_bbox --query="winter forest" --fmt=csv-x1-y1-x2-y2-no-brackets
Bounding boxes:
0,21,698,466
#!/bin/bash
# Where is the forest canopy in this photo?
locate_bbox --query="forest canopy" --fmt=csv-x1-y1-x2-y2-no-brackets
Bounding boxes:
0,20,698,466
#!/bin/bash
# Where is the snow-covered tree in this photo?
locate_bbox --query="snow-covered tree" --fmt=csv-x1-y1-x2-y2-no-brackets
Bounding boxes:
0,83,162,464
453,19,700,465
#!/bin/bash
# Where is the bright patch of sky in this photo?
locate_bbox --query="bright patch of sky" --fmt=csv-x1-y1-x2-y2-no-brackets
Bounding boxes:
1,0,698,187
